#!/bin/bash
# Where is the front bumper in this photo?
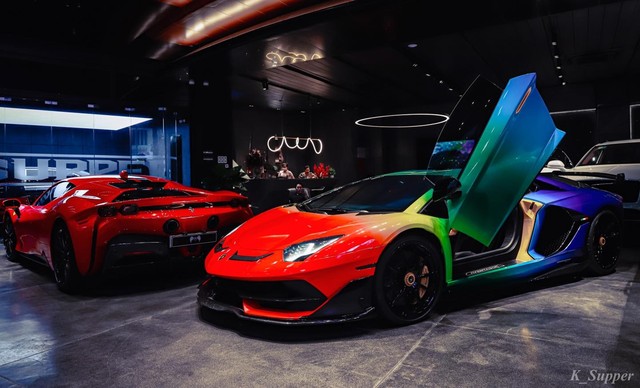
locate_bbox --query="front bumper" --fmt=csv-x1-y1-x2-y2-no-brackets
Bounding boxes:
197,276,376,325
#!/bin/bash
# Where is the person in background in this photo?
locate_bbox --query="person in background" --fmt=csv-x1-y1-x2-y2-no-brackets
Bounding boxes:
290,183,310,203
298,165,317,179
274,150,284,165
277,162,295,179
255,165,270,179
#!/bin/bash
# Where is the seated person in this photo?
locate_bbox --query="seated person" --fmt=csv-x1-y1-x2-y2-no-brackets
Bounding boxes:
298,165,317,179
255,166,270,179
289,183,310,203
277,163,295,179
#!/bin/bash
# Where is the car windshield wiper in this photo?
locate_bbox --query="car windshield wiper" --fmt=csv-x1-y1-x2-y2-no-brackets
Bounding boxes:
356,209,392,215
296,202,311,212
313,207,356,214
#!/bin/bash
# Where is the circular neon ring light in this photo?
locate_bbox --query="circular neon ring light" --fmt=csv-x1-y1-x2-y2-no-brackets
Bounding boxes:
355,113,449,128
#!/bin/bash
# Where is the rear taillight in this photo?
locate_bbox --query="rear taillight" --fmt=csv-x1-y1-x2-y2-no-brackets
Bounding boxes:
98,204,139,217
207,216,219,230
120,204,139,215
98,206,117,217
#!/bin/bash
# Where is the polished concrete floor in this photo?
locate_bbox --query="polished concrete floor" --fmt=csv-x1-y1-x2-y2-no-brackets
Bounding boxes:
1,240,639,387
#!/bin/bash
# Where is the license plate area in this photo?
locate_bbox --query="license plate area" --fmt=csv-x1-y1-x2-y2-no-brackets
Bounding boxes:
169,231,217,248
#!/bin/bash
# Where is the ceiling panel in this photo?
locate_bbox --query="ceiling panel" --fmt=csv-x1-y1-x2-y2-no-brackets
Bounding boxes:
1,0,640,113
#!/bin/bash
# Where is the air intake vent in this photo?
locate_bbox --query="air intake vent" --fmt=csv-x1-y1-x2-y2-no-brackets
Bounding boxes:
534,206,578,256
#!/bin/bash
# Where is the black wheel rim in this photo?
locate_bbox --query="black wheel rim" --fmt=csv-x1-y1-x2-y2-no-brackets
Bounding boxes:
3,216,17,257
52,226,74,284
381,242,440,321
592,213,620,270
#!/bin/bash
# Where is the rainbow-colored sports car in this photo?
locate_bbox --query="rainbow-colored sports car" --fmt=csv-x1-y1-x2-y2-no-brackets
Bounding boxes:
197,74,623,325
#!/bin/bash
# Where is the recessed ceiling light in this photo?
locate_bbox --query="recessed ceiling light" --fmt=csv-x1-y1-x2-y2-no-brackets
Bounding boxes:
425,73,431,77
552,41,557,46
558,75,563,78
412,63,418,67
562,81,567,86
407,43,418,48
554,55,559,59
0,107,151,131
556,66,561,69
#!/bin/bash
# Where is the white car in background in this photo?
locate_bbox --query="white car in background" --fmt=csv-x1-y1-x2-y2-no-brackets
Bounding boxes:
546,139,640,221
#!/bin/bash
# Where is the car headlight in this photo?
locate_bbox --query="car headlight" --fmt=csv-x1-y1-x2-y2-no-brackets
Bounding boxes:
283,236,343,262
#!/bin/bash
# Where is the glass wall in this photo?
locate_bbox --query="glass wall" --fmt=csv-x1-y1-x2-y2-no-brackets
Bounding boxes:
631,105,640,139
0,106,190,200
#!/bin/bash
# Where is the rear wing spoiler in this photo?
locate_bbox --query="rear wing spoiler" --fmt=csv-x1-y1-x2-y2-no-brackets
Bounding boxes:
549,171,626,182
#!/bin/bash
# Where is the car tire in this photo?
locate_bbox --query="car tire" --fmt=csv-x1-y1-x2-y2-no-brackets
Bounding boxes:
374,235,444,325
585,210,621,276
51,221,82,293
3,214,19,262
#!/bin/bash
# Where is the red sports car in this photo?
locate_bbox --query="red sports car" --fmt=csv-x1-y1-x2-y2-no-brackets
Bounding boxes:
2,172,253,292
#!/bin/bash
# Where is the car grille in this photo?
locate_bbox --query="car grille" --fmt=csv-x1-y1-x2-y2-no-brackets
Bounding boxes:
201,277,327,312
534,206,579,257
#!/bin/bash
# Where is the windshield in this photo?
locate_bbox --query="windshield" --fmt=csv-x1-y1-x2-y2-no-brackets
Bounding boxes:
303,175,434,213
578,143,640,166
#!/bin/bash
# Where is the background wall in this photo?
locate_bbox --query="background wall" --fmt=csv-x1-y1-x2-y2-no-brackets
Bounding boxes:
231,81,639,182
233,108,359,183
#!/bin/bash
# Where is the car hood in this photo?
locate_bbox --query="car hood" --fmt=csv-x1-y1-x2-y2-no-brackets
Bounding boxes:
222,206,389,252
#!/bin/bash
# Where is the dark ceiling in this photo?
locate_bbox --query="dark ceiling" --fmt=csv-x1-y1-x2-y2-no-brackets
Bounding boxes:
1,0,640,114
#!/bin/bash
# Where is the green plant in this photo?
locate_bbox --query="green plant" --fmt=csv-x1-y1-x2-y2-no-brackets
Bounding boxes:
201,161,250,192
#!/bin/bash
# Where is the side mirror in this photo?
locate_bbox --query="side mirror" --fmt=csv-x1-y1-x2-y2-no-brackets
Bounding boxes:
545,160,566,170
432,177,462,202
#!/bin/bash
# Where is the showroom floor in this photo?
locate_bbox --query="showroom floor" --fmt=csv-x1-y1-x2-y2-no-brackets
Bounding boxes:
0,238,639,388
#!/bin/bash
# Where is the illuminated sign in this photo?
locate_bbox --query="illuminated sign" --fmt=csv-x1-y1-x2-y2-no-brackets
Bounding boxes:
265,51,323,67
267,136,323,154
0,153,144,182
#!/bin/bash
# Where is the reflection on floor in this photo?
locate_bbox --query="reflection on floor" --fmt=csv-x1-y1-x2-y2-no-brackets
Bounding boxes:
0,241,639,387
